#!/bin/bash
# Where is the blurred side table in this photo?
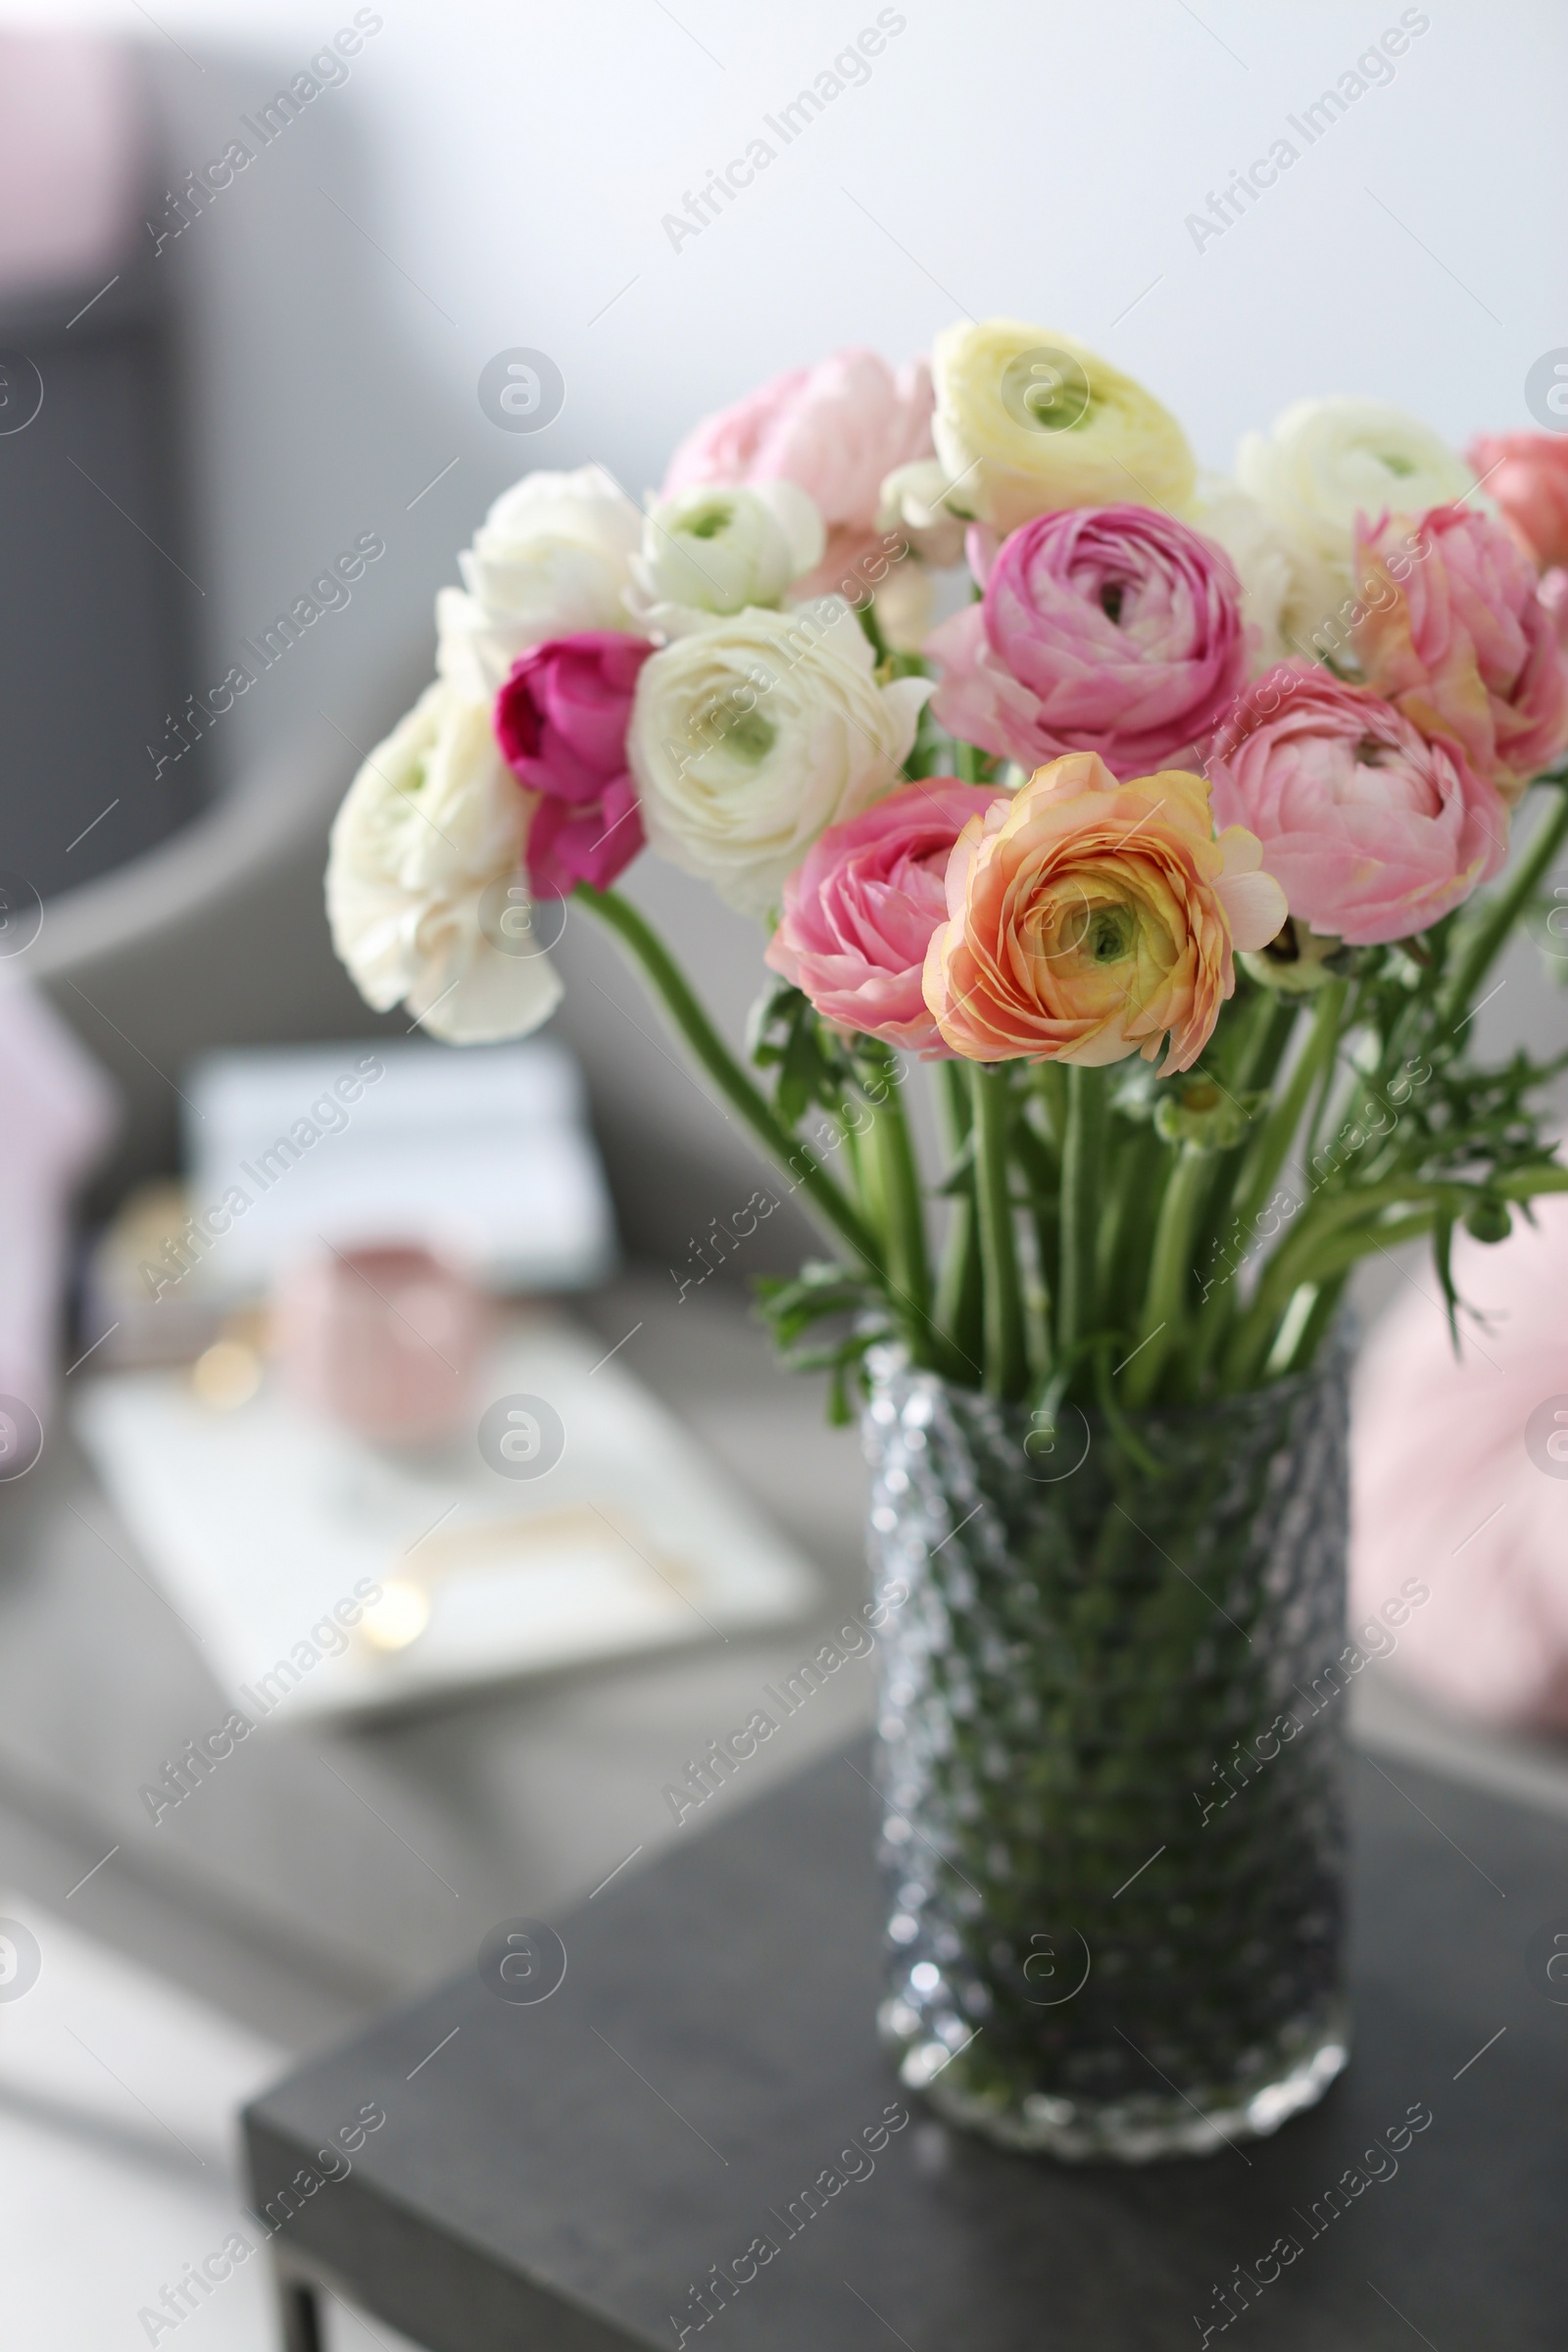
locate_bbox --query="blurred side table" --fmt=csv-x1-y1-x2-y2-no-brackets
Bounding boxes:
244,1740,1568,2351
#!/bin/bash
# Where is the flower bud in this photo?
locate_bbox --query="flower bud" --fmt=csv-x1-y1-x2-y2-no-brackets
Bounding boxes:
634,482,823,620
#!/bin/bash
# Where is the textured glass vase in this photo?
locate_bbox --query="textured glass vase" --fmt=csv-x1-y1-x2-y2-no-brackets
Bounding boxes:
863,1346,1351,2163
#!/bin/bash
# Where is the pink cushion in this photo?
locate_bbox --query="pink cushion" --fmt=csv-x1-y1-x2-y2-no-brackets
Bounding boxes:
1351,1193,1568,1734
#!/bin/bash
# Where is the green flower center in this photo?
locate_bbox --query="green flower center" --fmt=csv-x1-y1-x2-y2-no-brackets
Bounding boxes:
680,499,735,541
695,693,775,763
1000,349,1096,435
1084,905,1136,964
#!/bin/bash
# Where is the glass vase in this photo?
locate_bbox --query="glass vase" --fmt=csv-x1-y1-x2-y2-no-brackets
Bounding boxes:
863,1344,1351,2163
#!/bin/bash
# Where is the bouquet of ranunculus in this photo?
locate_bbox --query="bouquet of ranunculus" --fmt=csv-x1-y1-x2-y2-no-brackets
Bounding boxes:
326,320,1568,1427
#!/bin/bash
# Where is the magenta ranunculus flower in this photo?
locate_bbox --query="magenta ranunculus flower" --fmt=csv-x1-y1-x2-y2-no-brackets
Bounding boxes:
926,505,1250,780
1352,504,1568,808
494,631,656,899
1206,662,1507,947
764,779,1000,1054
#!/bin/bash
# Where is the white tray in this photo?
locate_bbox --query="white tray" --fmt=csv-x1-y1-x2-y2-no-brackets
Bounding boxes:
74,1314,818,1721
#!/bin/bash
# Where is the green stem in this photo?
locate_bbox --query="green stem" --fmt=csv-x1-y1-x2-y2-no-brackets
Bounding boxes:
1229,984,1344,1241
1009,1105,1057,1374
1253,1174,1460,1309
1440,783,1568,1028
855,597,892,664
575,884,882,1276
1254,1157,1568,1334
1178,990,1293,1383
859,1044,934,1346
1494,1162,1568,1200
1103,1126,1169,1336
1288,1208,1438,1288
1185,998,1298,1375
1122,1145,1210,1407
1299,982,1360,1177
1222,983,1288,1091
1222,1181,1454,1388
1033,1061,1068,1152
954,739,1001,786
1094,1129,1142,1311
1229,1193,1423,1374
933,1063,984,1383
970,1062,1027,1399
1274,1267,1353,1378
933,1199,985,1386
1056,1063,1106,1376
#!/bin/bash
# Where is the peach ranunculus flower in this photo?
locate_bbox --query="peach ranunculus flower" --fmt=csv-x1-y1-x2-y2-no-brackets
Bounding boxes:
922,754,1286,1072
1352,504,1568,808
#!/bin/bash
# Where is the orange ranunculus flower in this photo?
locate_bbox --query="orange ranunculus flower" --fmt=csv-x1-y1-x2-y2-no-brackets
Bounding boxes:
922,752,1286,1072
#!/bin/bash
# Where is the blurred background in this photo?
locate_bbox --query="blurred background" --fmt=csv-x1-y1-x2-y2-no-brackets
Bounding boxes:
1,2,1566,2343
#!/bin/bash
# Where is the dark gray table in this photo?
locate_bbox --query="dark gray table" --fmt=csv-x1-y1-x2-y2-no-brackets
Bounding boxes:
243,1739,1568,2351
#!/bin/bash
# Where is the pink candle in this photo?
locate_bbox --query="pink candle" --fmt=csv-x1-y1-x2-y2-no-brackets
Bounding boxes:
274,1243,491,1446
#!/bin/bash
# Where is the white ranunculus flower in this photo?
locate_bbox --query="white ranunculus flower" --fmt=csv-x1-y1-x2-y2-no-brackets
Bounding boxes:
1184,476,1298,671
627,597,931,917
1234,398,1474,653
435,464,643,700
630,481,824,629
326,682,562,1044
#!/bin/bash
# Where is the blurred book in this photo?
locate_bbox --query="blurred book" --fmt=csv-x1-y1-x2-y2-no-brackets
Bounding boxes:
80,1038,616,1362
182,1037,614,1298
74,1313,818,1718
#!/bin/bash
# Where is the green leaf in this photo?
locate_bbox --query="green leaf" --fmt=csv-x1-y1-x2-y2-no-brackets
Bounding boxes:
746,978,855,1124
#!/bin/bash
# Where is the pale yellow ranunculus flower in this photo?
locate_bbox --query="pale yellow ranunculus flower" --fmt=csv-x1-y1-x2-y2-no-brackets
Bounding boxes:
925,318,1198,534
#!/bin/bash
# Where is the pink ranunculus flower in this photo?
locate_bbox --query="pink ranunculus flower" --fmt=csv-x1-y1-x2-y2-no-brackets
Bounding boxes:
1352,504,1568,807
926,505,1250,780
764,779,999,1054
662,348,935,599
494,631,656,899
1206,662,1508,947
1542,565,1568,653
1466,431,1568,574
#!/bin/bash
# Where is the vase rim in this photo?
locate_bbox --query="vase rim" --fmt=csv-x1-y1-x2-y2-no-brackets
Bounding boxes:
865,1319,1354,1431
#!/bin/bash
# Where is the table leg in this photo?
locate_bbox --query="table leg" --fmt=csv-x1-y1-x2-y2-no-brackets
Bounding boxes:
272,2255,324,2352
